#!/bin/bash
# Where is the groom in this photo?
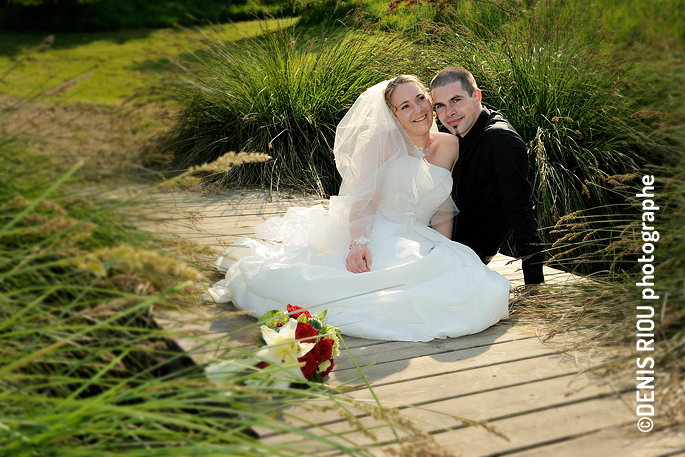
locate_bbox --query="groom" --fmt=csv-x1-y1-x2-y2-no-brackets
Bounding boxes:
430,67,545,285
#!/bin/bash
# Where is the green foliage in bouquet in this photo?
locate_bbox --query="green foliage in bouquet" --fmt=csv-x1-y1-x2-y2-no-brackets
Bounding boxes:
255,305,340,383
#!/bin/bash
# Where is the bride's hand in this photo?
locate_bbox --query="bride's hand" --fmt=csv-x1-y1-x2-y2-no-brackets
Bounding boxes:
346,244,372,273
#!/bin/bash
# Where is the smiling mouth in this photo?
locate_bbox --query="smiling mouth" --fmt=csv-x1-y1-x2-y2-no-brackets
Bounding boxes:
448,116,463,126
413,114,428,123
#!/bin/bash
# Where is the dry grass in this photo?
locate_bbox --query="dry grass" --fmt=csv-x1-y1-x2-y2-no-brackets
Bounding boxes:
0,94,168,185
510,256,684,426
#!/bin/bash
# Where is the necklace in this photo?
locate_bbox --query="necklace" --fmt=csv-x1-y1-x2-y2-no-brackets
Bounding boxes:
418,137,432,156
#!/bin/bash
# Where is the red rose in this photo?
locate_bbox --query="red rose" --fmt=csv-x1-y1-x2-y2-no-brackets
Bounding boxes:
298,352,318,379
321,359,335,377
287,304,312,319
295,322,318,343
313,338,334,362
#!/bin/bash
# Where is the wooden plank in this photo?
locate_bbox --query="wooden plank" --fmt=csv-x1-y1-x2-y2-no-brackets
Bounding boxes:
152,303,262,359
419,393,636,457
332,324,536,371
324,352,592,409
488,254,577,287
137,216,274,230
329,337,564,388
135,194,328,248
258,353,595,437
140,190,328,215
153,302,540,374
508,423,685,457
141,210,320,222
138,186,640,456
356,394,638,457
259,376,631,454
129,188,327,242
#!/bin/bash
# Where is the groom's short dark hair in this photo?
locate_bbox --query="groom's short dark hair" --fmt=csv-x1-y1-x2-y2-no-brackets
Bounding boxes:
430,67,478,97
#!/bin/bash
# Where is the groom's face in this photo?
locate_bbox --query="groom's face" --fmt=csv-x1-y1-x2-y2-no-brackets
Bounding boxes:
431,81,482,137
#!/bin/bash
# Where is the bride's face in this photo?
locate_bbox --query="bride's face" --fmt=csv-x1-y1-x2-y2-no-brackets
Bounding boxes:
390,82,433,137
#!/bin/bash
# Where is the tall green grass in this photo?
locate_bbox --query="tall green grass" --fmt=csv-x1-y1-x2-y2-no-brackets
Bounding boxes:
511,148,685,422
414,0,668,272
297,0,442,30
159,24,413,195
501,0,685,421
0,99,457,455
159,1,670,274
0,157,466,455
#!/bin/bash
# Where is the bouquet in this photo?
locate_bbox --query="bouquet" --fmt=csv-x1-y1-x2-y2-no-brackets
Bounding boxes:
256,305,341,383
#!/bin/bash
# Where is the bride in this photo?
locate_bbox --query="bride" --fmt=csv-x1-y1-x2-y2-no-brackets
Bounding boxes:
206,75,510,342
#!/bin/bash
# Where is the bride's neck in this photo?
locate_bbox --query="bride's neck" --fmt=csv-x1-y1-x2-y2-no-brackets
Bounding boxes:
409,132,431,152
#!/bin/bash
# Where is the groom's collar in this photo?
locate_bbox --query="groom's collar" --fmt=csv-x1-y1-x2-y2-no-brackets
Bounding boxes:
459,107,490,150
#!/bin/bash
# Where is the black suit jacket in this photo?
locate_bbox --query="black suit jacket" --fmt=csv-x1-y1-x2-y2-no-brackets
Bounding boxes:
441,107,544,284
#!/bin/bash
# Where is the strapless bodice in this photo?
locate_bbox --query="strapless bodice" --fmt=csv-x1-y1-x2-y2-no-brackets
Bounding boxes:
377,155,452,226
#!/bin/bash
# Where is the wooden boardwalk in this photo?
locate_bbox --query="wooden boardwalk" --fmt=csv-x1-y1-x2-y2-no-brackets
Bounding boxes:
138,187,684,457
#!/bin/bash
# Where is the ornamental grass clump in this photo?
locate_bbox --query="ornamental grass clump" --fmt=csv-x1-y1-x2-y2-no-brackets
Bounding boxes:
510,150,685,423
1,157,202,452
504,0,685,423
160,24,411,195
298,0,443,31
418,1,666,273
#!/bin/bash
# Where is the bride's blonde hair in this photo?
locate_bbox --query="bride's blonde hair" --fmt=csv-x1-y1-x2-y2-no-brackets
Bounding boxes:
383,75,430,113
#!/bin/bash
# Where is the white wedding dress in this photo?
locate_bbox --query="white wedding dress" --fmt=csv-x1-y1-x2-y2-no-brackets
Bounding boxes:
206,153,511,342
206,80,510,341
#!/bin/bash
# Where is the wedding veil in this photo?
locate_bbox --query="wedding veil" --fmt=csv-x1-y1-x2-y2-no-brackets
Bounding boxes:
332,79,458,243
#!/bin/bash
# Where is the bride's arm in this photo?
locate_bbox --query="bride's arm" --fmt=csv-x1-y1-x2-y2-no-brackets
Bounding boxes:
428,133,459,239
431,211,454,238
344,132,393,273
346,198,376,273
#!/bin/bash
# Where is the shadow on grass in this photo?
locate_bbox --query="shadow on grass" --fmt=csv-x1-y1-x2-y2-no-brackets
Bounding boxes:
0,16,298,59
0,29,161,57
129,57,174,73
0,0,295,34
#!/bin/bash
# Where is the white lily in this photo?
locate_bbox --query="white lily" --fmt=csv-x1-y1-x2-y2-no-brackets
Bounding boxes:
256,318,315,382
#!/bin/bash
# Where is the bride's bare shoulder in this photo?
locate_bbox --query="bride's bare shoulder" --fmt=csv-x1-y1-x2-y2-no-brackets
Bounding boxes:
433,132,459,163
432,131,459,147
432,132,459,157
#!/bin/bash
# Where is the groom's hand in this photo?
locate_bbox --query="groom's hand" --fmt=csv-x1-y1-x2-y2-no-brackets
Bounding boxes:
346,244,372,273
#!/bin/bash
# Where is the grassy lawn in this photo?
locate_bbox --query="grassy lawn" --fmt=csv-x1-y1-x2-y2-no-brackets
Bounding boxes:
0,17,298,186
0,17,297,105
